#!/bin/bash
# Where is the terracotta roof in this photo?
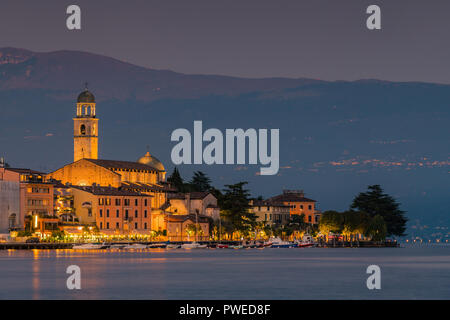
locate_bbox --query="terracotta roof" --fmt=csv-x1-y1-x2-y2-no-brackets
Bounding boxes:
269,193,316,203
84,159,162,172
72,185,152,197
121,181,172,192
6,168,44,175
250,199,290,208
168,192,211,200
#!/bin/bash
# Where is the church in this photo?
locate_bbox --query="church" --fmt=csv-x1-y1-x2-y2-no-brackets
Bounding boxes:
46,87,175,235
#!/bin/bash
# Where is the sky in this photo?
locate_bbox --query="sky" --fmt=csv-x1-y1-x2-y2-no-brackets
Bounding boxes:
1,0,450,83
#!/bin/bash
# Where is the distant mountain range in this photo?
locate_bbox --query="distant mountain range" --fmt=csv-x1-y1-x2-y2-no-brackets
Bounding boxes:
0,47,449,233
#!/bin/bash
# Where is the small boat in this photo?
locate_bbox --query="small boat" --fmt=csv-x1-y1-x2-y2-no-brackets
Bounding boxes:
166,244,181,249
295,234,316,248
217,244,229,249
72,243,108,250
229,244,244,249
269,237,298,248
181,242,208,249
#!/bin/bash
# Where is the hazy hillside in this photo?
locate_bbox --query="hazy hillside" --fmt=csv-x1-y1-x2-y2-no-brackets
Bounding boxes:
0,47,449,231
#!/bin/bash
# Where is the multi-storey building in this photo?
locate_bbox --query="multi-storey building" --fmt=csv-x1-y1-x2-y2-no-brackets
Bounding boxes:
249,199,290,225
269,190,321,224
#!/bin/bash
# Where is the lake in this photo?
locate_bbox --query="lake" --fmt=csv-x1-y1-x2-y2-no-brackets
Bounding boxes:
0,244,449,299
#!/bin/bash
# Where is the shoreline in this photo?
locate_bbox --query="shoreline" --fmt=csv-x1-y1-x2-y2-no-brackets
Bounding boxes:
0,241,400,250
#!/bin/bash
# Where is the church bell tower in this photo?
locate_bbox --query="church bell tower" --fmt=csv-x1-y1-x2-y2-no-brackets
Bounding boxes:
73,85,98,162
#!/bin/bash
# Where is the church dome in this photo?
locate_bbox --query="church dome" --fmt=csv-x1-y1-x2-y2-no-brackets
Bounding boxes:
137,151,165,171
77,89,95,103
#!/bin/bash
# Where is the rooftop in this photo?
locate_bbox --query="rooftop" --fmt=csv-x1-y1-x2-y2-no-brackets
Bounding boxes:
84,158,163,173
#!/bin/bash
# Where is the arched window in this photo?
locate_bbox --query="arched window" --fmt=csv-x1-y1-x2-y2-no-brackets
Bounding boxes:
8,213,16,229
80,124,86,135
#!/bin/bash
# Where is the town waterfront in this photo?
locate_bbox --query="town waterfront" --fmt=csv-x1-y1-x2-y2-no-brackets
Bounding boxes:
0,245,449,300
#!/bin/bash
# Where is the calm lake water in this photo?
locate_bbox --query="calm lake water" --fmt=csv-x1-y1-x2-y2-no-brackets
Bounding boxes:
0,244,449,299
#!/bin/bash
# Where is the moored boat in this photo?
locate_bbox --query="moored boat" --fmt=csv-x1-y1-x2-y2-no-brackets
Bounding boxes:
181,242,207,249
72,243,109,250
123,243,148,250
268,237,298,248
166,244,181,249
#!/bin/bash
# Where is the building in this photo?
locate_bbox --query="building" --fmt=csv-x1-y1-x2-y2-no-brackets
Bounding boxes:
71,186,159,234
1,167,57,234
249,199,290,225
0,167,20,233
45,87,173,236
73,87,98,162
167,192,220,220
269,190,321,224
167,214,210,241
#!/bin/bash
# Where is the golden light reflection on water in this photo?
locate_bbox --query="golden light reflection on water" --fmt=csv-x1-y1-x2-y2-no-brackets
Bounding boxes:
32,250,40,299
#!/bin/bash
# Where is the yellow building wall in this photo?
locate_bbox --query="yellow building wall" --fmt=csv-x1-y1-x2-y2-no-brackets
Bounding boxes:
73,118,99,162
71,188,98,224
46,159,121,188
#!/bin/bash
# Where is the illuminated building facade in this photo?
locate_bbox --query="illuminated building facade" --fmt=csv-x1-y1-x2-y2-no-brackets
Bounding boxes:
269,190,321,224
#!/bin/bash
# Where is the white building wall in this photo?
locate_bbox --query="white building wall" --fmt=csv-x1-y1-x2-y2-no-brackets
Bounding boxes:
0,181,20,233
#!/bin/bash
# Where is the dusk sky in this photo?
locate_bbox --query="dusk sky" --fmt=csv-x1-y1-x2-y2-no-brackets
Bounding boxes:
1,0,450,83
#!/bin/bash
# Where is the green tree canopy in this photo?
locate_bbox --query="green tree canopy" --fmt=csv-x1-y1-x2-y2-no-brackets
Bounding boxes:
319,210,343,235
219,182,257,236
351,185,407,237
190,171,213,192
365,214,388,242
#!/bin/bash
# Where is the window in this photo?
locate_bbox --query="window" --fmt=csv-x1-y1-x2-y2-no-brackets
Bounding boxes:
135,199,138,206
144,210,147,218
308,216,312,222
144,222,147,229
106,222,110,229
80,124,86,135
315,216,319,223
116,210,119,218
124,199,130,206
134,222,138,229
115,199,121,206
100,222,103,229
116,222,120,229
135,210,138,218
144,199,148,206
106,198,111,206
106,209,109,218
125,210,129,220
300,205,304,209
99,209,103,217
98,198,104,205
308,205,312,210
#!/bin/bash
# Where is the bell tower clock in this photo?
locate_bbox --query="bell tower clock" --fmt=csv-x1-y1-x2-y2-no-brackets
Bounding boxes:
73,85,99,162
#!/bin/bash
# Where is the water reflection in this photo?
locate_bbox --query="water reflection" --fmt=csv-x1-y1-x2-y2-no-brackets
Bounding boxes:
1,246,449,299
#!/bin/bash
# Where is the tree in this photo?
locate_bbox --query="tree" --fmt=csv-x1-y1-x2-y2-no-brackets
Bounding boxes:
167,167,185,191
351,185,407,237
190,171,212,192
319,211,343,235
365,214,387,242
219,182,257,239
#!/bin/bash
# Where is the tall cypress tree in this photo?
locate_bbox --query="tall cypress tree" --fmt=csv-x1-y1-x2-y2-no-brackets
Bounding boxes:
167,167,184,192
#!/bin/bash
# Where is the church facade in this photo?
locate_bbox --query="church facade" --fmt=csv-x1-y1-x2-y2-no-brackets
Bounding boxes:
46,88,176,235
